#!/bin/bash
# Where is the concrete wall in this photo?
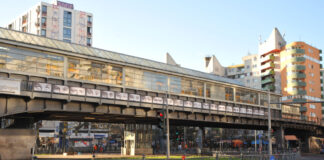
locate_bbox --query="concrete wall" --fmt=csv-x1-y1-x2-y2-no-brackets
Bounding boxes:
0,129,35,160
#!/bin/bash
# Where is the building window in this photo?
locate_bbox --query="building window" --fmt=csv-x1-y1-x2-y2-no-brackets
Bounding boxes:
41,17,46,26
87,27,92,35
41,29,46,36
87,38,92,45
63,27,71,39
87,16,92,23
310,104,316,109
42,5,47,13
63,11,72,27
310,112,316,117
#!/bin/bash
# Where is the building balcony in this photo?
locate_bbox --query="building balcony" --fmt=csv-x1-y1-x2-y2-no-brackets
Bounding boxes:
301,115,308,121
42,12,47,17
288,81,306,87
290,89,307,95
261,69,274,77
291,56,306,62
288,65,306,71
35,22,40,27
261,54,275,63
287,49,305,54
300,106,307,112
261,62,275,71
262,84,275,91
288,73,306,79
261,77,275,84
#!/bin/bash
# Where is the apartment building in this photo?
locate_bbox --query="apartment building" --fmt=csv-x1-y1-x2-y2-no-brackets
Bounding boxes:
205,54,261,89
281,42,322,122
7,0,93,46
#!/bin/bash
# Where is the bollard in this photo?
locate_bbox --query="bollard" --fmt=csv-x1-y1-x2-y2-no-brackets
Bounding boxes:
215,152,219,160
142,154,145,160
92,153,95,160
182,154,185,160
240,152,243,160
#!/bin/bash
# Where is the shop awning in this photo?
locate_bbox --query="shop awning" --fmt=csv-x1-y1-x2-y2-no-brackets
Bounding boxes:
285,135,298,141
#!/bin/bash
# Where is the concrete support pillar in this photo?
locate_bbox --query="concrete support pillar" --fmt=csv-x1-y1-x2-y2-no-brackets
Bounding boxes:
196,127,203,155
274,126,285,151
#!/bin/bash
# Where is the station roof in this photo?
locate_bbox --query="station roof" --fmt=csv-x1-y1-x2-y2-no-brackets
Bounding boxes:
0,27,244,86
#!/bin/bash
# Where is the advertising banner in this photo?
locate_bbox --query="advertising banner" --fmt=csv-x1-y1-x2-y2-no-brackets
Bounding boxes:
33,82,52,92
203,103,209,110
141,96,152,103
102,91,115,99
233,107,240,113
193,102,202,108
247,108,253,114
53,85,69,94
70,87,85,96
86,88,101,97
210,104,217,110
253,109,259,115
164,98,174,105
116,92,128,100
259,110,264,115
174,99,183,106
218,105,226,111
226,106,233,112
184,101,192,107
129,94,140,102
0,79,20,95
153,97,163,104
240,108,246,114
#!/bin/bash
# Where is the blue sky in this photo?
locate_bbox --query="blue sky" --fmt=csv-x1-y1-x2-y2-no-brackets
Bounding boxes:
0,0,323,71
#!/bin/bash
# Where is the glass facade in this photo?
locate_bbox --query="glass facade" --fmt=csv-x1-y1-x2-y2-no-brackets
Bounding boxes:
206,83,233,101
0,44,282,107
68,58,122,85
0,46,63,77
236,89,258,105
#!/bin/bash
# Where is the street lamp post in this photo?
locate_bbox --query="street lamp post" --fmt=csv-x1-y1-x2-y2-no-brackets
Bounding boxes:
165,93,170,159
267,90,272,159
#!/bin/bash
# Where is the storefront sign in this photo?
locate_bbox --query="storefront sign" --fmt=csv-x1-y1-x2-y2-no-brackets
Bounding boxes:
259,110,264,115
56,1,74,9
129,94,140,102
153,97,163,104
70,87,85,96
226,106,233,112
102,91,115,99
174,99,183,106
184,101,192,107
53,85,69,94
0,79,20,95
240,108,246,114
247,108,253,114
86,88,101,97
210,104,217,110
116,92,128,100
141,96,152,103
218,105,226,111
233,107,240,113
34,82,51,92
193,102,202,108
203,103,209,110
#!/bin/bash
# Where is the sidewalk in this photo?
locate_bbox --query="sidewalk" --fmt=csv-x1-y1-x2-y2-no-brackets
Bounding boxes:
36,153,143,159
